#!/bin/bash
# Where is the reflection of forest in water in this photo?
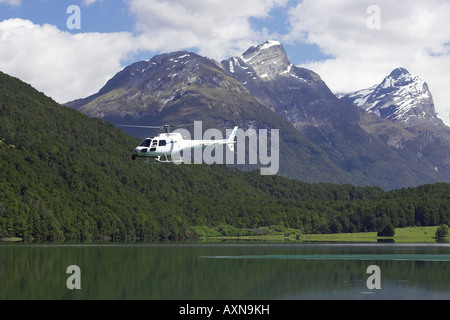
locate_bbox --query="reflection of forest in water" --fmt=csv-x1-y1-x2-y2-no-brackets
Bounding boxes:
1,243,449,300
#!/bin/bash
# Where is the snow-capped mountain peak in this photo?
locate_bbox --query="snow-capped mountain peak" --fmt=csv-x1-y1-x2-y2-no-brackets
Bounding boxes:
379,67,428,95
237,40,291,81
341,68,441,127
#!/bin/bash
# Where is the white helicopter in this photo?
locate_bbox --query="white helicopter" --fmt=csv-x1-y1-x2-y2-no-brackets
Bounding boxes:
120,124,238,164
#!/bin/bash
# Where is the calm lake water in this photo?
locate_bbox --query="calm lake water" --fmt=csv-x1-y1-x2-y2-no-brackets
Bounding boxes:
0,241,449,300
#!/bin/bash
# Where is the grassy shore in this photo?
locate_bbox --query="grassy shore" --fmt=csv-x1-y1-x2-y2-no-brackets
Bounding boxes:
0,237,23,242
204,226,448,243
1,227,447,244
301,226,441,243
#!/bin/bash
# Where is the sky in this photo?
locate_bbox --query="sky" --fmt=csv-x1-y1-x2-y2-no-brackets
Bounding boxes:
0,0,449,126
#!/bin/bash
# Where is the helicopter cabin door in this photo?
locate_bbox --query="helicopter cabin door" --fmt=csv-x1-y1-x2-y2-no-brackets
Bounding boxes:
150,140,158,152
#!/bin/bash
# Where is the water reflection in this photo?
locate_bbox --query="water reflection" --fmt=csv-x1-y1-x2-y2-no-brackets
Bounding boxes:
0,242,449,300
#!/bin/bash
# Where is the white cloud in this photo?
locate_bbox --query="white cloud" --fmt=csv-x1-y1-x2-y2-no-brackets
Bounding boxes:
129,0,288,60
0,19,136,103
82,0,100,5
0,0,21,6
283,0,450,126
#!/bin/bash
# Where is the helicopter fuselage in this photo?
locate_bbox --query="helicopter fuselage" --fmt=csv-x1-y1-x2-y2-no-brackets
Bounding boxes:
133,127,238,162
135,132,185,158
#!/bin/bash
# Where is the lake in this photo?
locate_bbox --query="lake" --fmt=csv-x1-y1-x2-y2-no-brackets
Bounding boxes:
0,241,449,300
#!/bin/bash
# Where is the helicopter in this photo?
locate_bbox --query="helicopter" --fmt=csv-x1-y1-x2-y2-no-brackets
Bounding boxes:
120,124,238,164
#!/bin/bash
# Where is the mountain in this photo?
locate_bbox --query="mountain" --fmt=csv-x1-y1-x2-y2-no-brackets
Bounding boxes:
341,67,450,183
0,70,193,240
67,41,449,190
341,67,445,128
222,40,357,129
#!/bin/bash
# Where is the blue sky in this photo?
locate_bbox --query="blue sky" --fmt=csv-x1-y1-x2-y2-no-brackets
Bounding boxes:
0,0,449,125
0,1,134,34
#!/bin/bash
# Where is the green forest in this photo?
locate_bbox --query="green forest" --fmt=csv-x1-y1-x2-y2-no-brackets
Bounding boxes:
1,71,449,241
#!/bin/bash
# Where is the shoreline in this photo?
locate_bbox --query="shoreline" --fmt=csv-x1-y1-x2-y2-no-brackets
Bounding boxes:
1,226,448,244
200,226,448,244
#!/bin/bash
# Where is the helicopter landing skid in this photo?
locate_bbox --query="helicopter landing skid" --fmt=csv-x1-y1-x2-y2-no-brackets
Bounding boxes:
155,156,173,164
143,155,183,165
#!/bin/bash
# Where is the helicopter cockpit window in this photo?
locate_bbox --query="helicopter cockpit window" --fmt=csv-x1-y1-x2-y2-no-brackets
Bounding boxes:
159,140,167,147
139,139,152,147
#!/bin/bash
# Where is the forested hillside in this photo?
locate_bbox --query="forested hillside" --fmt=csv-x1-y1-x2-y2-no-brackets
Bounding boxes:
0,71,449,241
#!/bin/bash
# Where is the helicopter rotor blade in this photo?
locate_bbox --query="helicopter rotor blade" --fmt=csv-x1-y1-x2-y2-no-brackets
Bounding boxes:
115,125,163,129
116,124,195,130
172,123,195,128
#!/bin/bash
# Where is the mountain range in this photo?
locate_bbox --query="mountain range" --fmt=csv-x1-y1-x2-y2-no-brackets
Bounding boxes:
66,41,450,190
